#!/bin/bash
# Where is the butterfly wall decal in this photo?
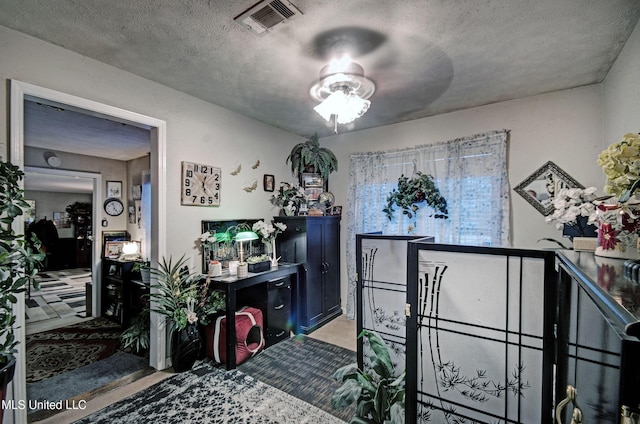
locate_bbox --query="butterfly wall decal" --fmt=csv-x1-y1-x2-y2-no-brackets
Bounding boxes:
243,180,257,192
230,164,241,175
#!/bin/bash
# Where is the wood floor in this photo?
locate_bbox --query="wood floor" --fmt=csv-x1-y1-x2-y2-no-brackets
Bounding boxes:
33,314,357,423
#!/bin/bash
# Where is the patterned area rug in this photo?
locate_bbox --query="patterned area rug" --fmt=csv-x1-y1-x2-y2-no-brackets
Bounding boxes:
238,335,357,422
74,361,346,424
25,318,122,383
26,268,91,324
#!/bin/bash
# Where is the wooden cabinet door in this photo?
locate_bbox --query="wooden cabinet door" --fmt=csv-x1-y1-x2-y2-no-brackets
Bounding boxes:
322,217,341,317
305,219,324,325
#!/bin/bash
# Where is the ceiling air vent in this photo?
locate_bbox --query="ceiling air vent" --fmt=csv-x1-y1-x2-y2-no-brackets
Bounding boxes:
234,0,302,35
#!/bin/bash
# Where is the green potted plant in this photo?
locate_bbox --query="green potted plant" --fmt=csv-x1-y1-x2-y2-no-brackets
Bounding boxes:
383,172,449,234
133,259,151,285
120,308,150,355
286,133,338,180
0,157,45,417
332,330,405,424
147,256,224,372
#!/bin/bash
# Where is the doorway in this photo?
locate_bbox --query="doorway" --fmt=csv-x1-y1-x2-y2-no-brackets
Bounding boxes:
9,80,168,424
23,167,99,331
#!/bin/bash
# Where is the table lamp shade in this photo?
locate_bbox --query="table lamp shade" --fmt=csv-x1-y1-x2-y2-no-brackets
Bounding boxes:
235,231,258,262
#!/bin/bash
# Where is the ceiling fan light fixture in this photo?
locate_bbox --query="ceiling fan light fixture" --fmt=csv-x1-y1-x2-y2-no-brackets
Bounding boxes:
314,91,370,124
310,58,375,131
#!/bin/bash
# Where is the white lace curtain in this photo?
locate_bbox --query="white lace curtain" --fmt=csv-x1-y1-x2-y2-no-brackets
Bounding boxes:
344,130,510,318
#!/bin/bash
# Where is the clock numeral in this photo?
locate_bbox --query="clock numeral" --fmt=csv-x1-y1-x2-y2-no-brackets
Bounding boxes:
186,170,193,178
185,188,191,196
214,192,219,200
214,174,220,181
193,164,199,172
215,183,220,190
184,178,191,187
202,166,208,174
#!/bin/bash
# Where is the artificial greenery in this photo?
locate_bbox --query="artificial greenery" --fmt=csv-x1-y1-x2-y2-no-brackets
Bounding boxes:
246,254,270,264
286,133,338,180
120,309,150,354
332,330,405,424
148,256,225,331
383,172,448,221
0,158,45,365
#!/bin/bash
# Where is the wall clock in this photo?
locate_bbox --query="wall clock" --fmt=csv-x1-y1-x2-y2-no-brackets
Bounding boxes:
181,161,221,206
104,198,124,216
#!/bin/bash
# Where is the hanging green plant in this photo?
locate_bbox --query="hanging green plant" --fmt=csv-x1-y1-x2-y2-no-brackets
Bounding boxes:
383,172,448,220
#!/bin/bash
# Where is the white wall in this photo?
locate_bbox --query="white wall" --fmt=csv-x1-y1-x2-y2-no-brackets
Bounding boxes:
321,85,606,307
0,25,304,270
324,85,605,245
24,146,129,230
603,14,640,149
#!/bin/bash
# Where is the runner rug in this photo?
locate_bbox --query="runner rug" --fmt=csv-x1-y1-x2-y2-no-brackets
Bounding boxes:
73,361,346,424
238,335,357,422
26,268,91,323
25,317,122,383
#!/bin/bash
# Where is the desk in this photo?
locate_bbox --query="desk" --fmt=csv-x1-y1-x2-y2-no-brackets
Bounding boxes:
204,263,300,369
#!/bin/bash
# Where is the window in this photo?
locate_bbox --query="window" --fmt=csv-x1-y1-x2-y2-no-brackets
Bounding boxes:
344,130,510,318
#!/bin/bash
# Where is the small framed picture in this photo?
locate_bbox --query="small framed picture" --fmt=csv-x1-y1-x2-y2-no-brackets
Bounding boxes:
132,184,142,200
106,181,123,199
305,187,322,201
263,174,275,192
128,205,136,224
52,211,71,228
331,205,342,216
301,173,324,189
104,241,125,258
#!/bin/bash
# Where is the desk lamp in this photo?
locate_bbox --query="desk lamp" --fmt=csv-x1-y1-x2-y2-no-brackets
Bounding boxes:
235,231,258,263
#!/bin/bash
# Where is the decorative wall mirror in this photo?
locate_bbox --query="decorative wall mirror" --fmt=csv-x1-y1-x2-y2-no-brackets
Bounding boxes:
514,161,584,216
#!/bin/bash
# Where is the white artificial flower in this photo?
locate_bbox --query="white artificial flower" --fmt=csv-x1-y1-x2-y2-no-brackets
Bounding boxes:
185,297,198,325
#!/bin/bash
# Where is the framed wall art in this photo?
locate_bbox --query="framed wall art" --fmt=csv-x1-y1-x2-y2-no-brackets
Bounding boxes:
301,173,324,203
106,180,123,199
263,174,275,192
514,161,584,216
131,184,142,200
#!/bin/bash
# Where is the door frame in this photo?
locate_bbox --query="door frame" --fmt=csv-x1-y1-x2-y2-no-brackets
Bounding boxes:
9,80,168,424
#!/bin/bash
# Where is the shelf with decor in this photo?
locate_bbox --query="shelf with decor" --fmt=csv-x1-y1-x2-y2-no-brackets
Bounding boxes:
101,258,147,326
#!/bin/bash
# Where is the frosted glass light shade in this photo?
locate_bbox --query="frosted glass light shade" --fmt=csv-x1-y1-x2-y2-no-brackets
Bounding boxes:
313,91,371,124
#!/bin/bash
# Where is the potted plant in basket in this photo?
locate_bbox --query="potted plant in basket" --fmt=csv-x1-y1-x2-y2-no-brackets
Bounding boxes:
332,330,405,424
148,255,224,372
0,158,45,417
286,133,338,180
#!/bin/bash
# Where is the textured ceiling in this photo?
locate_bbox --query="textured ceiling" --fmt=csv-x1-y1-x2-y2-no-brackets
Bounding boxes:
2,0,640,148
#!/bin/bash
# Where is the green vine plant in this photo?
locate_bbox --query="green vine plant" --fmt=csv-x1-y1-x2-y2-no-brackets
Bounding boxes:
383,172,449,223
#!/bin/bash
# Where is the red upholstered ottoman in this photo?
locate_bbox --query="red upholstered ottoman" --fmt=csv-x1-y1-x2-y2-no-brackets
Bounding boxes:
205,306,265,365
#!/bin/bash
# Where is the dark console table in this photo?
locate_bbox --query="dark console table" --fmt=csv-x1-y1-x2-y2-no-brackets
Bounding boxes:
555,251,640,423
203,263,300,370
